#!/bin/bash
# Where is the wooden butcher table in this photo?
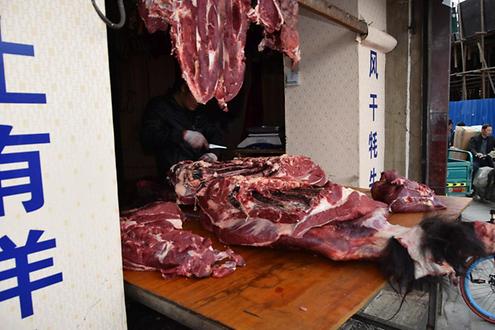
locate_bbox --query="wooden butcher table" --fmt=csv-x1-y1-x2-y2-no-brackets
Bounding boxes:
124,196,471,330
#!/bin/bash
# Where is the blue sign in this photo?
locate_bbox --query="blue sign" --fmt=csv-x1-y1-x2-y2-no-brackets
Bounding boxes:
0,125,50,217
369,94,378,122
0,230,63,318
0,27,46,104
369,50,378,79
368,131,378,159
369,168,377,188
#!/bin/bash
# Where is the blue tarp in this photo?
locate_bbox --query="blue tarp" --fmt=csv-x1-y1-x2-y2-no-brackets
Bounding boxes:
449,98,495,127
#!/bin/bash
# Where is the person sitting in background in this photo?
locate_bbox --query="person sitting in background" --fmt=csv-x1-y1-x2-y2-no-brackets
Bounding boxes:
448,120,454,147
468,124,495,174
141,78,222,178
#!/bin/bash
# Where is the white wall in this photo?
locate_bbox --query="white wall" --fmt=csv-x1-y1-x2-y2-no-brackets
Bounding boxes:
285,1,360,185
0,1,126,328
286,0,389,187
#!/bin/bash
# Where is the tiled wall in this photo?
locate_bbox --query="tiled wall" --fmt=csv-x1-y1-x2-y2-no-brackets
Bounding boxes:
0,1,126,328
286,0,389,187
285,2,360,185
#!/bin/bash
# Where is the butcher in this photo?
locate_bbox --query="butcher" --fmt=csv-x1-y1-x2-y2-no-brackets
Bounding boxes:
141,78,222,177
468,124,495,174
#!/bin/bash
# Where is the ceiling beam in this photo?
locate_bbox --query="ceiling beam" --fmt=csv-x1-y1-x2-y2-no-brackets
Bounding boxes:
298,0,368,36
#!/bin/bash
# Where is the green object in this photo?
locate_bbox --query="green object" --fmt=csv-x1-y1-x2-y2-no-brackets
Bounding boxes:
451,6,458,34
446,149,473,196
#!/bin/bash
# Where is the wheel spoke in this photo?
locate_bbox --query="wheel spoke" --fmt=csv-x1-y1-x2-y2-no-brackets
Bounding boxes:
463,257,495,322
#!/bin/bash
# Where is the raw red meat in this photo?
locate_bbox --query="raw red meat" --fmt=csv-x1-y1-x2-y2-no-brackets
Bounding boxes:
278,209,459,279
473,221,495,254
139,0,251,109
214,0,253,108
277,208,402,260
121,202,245,278
371,170,446,213
195,175,465,279
169,155,327,205
139,0,302,106
196,176,386,246
251,0,301,66
248,0,284,33
138,0,170,33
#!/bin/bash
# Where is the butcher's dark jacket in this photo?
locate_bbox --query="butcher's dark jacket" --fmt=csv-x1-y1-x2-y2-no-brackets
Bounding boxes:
468,134,495,156
141,95,222,176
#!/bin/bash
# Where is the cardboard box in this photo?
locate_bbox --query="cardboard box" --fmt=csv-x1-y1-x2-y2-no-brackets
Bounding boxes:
451,126,482,160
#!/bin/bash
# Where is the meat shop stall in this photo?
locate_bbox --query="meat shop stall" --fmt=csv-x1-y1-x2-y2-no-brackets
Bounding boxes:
95,0,486,329
95,0,484,329
2,1,471,329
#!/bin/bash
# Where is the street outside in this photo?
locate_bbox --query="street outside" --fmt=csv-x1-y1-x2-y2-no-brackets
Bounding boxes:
438,199,495,329
342,199,495,330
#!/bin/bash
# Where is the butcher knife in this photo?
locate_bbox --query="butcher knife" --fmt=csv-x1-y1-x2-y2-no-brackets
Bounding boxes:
209,143,227,149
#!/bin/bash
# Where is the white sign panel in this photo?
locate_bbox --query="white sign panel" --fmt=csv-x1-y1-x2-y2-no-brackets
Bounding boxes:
359,45,386,188
0,1,126,328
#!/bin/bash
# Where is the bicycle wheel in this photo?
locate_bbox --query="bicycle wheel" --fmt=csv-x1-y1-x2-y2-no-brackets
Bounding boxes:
460,255,495,324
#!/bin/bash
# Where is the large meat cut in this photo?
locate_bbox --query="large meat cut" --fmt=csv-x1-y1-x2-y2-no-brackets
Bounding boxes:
371,170,446,213
196,176,386,246
192,173,492,280
170,155,327,205
277,209,459,279
138,0,301,107
138,0,251,109
121,202,245,278
250,0,301,66
276,208,403,261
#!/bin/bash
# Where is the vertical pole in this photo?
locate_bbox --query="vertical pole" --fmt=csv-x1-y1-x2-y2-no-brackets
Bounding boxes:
424,0,450,195
480,0,486,98
457,4,468,99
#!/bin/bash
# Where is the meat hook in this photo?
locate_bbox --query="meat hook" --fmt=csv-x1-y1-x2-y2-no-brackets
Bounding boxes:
91,0,126,29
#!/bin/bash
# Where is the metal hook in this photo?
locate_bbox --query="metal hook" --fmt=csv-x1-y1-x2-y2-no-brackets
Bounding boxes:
91,0,126,29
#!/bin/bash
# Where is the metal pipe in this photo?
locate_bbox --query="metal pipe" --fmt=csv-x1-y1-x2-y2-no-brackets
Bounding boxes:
91,0,126,29
405,0,413,179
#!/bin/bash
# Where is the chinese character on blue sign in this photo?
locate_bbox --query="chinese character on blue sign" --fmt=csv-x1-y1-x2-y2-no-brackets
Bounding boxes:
368,131,378,159
369,168,377,188
0,25,46,104
369,94,377,121
369,50,378,79
0,125,50,217
0,230,63,318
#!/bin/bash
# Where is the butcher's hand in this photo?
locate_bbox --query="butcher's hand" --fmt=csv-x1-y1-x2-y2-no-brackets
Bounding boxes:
183,130,208,149
200,153,218,162
476,153,485,158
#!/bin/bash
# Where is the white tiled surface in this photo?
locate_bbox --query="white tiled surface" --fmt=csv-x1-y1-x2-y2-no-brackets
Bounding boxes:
0,1,126,329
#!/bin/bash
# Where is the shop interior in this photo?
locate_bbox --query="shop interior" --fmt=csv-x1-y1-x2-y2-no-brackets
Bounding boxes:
105,2,286,207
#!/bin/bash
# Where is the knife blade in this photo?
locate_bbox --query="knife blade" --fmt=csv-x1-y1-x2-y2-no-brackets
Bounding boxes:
209,143,227,149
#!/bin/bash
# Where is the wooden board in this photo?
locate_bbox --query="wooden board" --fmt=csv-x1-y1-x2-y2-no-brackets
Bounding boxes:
123,196,471,330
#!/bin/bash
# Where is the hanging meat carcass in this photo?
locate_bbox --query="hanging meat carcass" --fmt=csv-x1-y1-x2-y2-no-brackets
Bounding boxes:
138,0,301,108
138,0,252,109
249,0,301,67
